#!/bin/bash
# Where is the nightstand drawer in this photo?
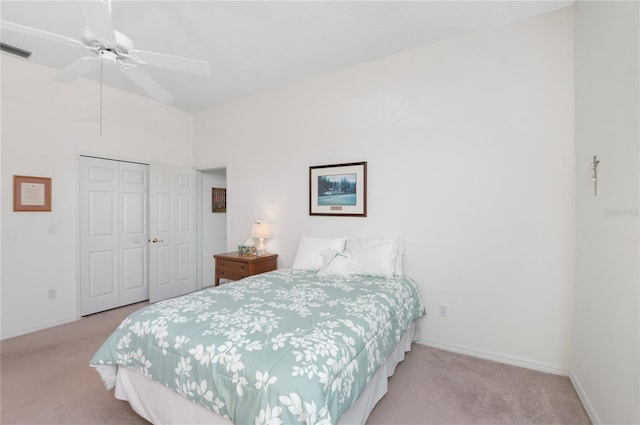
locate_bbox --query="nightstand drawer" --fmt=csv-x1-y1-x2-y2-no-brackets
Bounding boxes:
216,268,247,281
213,252,278,286
217,259,247,272
252,259,277,275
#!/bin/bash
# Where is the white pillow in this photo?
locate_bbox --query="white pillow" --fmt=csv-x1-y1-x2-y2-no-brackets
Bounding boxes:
318,249,354,276
291,235,347,271
351,236,398,277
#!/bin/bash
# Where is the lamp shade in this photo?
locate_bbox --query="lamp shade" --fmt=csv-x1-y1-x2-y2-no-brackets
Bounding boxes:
251,221,273,239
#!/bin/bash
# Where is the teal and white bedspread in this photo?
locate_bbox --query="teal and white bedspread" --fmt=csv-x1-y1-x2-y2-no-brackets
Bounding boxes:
91,269,425,425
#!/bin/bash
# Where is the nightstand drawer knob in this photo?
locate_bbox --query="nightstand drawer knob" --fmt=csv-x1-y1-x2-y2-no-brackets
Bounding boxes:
220,261,225,266
219,271,224,275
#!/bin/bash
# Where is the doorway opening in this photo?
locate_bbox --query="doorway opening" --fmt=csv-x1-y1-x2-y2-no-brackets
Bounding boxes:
198,167,228,288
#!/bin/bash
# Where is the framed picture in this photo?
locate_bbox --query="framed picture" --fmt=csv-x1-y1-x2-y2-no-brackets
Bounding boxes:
13,175,52,212
309,162,367,217
212,187,226,213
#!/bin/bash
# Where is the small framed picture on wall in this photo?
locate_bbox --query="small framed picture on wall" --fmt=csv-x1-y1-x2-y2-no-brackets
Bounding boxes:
212,187,226,213
13,175,52,212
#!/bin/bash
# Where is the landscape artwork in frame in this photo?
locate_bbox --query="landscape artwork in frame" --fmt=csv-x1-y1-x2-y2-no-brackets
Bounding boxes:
309,162,367,217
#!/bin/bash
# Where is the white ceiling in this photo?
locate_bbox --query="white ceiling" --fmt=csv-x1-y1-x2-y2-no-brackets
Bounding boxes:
0,1,573,113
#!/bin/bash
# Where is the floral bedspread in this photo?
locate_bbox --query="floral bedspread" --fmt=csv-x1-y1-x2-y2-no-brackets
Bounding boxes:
90,269,425,425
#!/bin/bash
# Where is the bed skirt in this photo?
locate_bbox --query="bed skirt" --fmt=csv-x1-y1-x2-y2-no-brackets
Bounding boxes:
112,321,417,425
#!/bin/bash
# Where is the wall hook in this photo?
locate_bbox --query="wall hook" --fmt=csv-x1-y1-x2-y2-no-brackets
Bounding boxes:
591,155,600,196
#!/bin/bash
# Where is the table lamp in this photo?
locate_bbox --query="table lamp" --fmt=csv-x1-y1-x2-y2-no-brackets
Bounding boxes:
251,221,273,255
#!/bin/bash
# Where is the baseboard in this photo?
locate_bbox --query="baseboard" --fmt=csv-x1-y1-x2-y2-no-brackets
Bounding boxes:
0,316,78,340
417,338,570,376
569,370,601,425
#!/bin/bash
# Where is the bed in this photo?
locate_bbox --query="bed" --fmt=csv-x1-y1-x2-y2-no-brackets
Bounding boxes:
91,236,425,425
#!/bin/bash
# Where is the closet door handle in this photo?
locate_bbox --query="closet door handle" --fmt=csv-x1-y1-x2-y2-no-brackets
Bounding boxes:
150,238,164,243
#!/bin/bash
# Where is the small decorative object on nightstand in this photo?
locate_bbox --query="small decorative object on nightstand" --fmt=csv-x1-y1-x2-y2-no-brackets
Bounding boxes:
213,251,278,286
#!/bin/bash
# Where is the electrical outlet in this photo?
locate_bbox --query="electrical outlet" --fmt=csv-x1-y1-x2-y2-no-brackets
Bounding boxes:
439,304,449,317
48,289,57,300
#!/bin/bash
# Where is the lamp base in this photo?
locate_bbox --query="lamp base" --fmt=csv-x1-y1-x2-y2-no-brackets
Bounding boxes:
256,238,266,256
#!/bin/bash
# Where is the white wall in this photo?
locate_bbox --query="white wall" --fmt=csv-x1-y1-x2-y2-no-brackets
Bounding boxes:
572,2,640,424
1,55,194,338
200,169,227,287
194,8,576,373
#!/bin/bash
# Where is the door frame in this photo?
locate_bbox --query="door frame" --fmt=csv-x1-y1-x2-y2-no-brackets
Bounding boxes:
195,162,230,289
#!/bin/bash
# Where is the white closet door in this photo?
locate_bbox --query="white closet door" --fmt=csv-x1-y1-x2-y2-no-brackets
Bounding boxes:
149,164,197,303
80,157,121,316
80,157,148,316
119,162,149,306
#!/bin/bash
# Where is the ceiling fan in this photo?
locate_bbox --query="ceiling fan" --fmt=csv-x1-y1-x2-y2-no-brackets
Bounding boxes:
0,0,211,104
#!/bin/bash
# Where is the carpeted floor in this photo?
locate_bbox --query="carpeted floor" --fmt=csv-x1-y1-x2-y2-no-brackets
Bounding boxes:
369,346,590,424
0,302,590,424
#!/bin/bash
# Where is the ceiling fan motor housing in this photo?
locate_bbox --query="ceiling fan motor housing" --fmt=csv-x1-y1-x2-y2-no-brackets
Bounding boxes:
82,26,134,58
99,50,119,64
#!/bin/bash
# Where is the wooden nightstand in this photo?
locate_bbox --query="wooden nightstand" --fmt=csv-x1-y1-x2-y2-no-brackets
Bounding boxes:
213,251,278,286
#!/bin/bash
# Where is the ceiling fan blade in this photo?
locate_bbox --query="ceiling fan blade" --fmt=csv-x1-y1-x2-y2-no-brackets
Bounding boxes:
51,56,100,83
78,0,116,44
120,63,174,103
129,49,211,76
0,20,85,49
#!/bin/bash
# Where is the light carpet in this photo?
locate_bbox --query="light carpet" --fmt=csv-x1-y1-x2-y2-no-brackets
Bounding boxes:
1,302,590,424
